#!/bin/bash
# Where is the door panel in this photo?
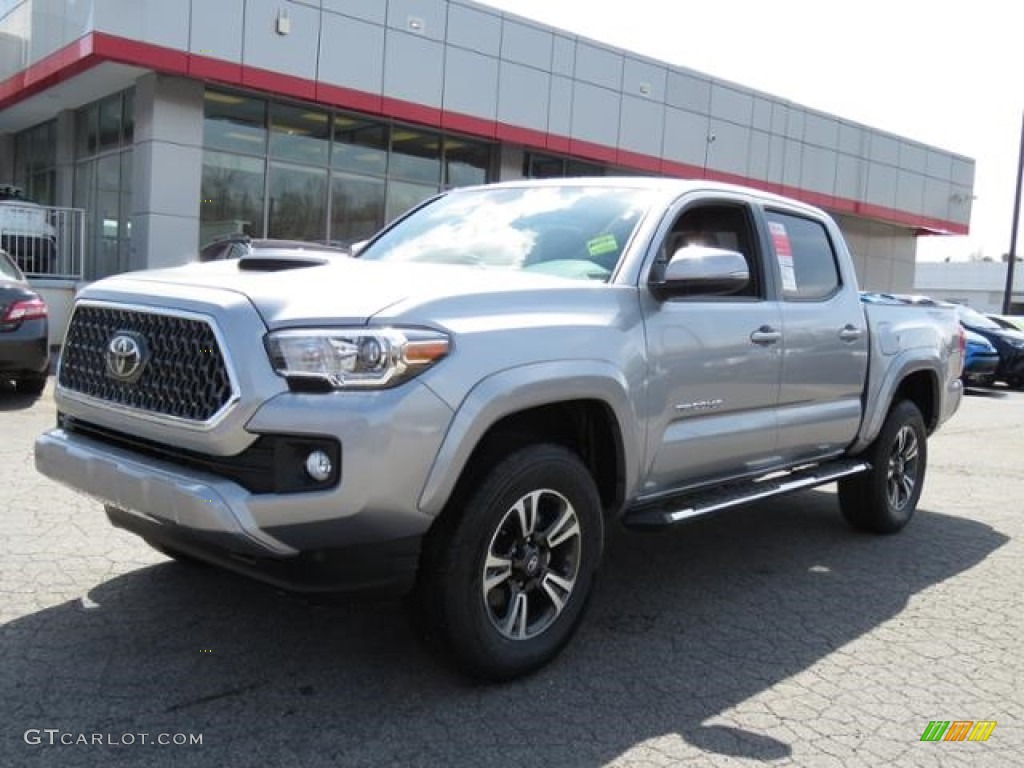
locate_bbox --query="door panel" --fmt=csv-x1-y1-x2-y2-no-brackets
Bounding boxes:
766,211,868,460
641,300,783,496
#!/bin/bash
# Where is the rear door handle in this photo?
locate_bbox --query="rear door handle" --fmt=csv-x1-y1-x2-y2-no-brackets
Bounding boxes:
750,325,782,345
839,324,863,342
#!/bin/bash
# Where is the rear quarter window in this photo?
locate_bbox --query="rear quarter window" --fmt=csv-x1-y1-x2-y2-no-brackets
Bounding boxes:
765,211,841,301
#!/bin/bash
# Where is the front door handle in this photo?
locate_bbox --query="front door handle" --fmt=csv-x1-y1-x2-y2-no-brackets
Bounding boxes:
750,325,782,345
839,324,863,342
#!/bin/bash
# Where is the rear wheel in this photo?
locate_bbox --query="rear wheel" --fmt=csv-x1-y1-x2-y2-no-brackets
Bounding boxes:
414,443,603,681
839,400,927,534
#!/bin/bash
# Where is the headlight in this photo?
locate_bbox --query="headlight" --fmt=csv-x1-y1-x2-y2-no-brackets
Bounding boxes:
265,327,450,390
1008,338,1024,350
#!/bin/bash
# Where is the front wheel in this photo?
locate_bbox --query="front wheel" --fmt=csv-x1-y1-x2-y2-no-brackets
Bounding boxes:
839,400,927,534
414,443,603,681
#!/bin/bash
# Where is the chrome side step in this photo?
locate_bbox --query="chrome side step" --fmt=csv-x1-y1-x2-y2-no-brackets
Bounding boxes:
622,459,870,530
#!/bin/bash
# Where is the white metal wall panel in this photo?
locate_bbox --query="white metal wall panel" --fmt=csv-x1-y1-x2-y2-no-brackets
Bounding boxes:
751,97,773,132
896,169,925,214
622,57,667,103
800,145,837,195
551,34,575,76
547,75,573,137
785,107,805,141
868,133,900,166
899,140,928,174
443,46,498,120
91,0,189,54
498,61,550,133
446,2,500,56
747,129,771,181
387,0,448,42
803,112,839,149
839,122,866,156
322,0,386,25
666,70,711,112
710,85,753,126
835,154,864,200
707,120,750,176
663,107,709,167
28,0,63,63
923,179,953,221
574,41,622,91
782,138,802,187
866,163,899,208
500,18,552,70
618,95,664,157
191,0,244,62
319,13,385,95
242,0,319,80
951,157,975,187
383,30,445,109
770,102,788,135
925,149,953,180
570,82,620,147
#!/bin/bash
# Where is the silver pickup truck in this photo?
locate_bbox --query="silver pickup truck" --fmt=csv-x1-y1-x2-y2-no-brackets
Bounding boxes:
35,178,963,679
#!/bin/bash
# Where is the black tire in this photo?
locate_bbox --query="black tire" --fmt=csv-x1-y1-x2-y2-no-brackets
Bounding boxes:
839,400,927,534
413,443,603,681
15,373,47,396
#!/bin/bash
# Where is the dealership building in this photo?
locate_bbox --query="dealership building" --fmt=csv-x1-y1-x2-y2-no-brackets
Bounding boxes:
1,0,975,338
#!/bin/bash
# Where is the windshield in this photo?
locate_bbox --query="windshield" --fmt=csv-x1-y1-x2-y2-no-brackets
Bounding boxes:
956,305,1001,330
358,185,657,282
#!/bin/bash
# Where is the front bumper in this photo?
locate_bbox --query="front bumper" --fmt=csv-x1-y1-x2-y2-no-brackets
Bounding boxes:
963,352,999,381
35,381,455,594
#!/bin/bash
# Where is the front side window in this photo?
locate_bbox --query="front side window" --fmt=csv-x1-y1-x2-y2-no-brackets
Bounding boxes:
655,203,762,298
360,185,656,282
765,210,841,301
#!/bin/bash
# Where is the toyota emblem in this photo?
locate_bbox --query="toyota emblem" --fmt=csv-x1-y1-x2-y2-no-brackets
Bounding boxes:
105,332,150,382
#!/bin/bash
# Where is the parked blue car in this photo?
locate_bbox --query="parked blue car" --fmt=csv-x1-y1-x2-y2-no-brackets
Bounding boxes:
962,328,999,386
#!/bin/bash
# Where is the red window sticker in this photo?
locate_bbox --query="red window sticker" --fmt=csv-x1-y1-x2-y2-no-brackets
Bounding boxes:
768,221,797,292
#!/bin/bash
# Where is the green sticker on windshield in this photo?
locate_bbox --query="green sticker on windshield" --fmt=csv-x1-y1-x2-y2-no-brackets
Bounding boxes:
587,233,618,257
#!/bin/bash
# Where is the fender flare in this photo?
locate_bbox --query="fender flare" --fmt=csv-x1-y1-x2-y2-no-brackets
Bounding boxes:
417,360,642,516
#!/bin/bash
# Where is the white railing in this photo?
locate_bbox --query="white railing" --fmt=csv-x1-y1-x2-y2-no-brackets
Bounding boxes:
0,203,85,280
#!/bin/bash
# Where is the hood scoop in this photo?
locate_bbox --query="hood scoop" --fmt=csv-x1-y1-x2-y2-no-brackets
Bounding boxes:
238,254,331,272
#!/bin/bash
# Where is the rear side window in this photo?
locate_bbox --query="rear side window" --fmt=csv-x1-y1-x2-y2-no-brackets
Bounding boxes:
765,211,840,301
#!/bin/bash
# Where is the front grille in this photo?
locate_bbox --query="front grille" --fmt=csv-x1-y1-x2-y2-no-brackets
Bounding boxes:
58,304,234,422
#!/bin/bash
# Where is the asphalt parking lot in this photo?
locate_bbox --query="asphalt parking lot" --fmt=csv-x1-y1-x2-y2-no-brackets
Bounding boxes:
1,381,1021,767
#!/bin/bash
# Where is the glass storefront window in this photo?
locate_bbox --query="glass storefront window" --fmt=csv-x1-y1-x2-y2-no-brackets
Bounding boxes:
270,103,329,166
267,161,328,240
200,88,495,246
330,172,386,244
332,116,388,176
390,128,441,184
386,180,438,221
200,151,266,243
204,91,267,155
98,95,122,150
75,104,99,157
123,90,135,145
444,138,490,188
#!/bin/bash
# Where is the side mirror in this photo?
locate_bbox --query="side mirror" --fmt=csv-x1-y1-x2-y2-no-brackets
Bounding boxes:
651,245,750,300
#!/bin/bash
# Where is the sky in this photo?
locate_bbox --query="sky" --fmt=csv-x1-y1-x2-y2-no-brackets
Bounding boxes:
477,0,1021,262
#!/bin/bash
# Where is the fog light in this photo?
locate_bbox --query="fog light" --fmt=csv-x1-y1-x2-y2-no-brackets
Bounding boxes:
305,450,333,482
